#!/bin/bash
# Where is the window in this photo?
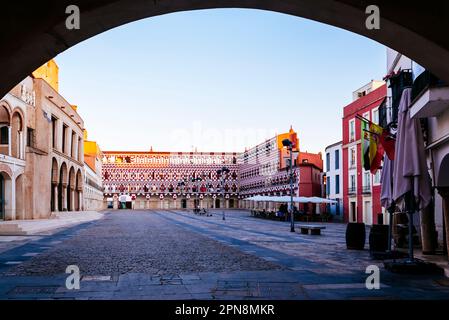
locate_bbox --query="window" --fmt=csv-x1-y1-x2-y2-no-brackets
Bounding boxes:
326,153,330,172
372,108,379,125
62,124,68,154
335,149,340,170
335,174,340,194
51,116,57,149
349,119,355,142
357,91,366,98
326,176,331,195
0,126,8,145
374,169,381,185
363,112,370,122
350,147,356,168
71,131,76,158
350,175,356,191
78,137,82,161
27,127,35,147
363,172,371,188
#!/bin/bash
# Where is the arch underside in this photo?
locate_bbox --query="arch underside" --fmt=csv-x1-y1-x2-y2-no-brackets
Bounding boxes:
1,1,449,97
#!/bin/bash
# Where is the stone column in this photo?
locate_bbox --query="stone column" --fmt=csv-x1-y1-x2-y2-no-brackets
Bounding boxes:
4,177,15,220
70,187,75,211
53,183,59,212
78,191,83,211
8,126,11,156
61,184,68,211
437,187,449,257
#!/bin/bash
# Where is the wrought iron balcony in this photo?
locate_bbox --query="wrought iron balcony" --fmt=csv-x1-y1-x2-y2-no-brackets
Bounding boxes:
362,185,371,194
348,186,356,195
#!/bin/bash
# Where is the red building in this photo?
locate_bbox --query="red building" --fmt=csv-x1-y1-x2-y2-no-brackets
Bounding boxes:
342,81,386,224
298,152,324,213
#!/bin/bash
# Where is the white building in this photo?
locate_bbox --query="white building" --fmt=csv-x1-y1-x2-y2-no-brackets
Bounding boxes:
385,48,449,255
84,164,104,211
83,137,104,211
0,79,29,221
325,141,343,220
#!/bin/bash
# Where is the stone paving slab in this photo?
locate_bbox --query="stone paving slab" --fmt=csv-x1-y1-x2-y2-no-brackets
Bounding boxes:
0,210,448,300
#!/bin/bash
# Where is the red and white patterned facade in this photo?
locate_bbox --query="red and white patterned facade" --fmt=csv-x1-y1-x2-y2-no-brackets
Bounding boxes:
102,128,322,210
102,151,240,209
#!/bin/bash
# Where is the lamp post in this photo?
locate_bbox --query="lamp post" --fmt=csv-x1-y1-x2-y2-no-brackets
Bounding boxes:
282,138,296,233
217,166,230,220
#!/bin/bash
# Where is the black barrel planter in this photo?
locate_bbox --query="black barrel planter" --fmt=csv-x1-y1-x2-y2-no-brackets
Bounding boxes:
346,222,366,250
369,224,389,253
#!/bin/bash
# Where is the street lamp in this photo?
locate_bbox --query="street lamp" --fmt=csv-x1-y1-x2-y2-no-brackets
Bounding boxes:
282,138,296,233
217,166,230,220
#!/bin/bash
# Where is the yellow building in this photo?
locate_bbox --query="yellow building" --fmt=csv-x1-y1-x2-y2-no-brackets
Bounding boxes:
32,60,59,92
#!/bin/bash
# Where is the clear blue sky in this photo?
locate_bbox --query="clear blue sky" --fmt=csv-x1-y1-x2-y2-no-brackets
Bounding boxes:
56,9,386,154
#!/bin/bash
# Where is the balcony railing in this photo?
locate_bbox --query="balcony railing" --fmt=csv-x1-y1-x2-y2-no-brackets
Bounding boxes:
348,186,356,195
409,71,449,119
362,185,371,194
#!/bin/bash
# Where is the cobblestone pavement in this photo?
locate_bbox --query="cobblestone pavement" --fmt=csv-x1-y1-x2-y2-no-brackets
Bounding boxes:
5,211,283,276
0,209,448,300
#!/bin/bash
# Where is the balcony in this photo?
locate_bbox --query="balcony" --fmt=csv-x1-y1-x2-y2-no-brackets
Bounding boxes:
362,185,371,194
348,186,356,195
410,86,449,119
410,70,448,119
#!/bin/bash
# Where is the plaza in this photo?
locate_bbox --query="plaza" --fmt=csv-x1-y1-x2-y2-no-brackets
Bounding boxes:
1,2,449,304
0,210,448,300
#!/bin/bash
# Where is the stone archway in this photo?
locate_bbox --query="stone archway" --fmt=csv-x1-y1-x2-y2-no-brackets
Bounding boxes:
11,110,24,159
437,154,449,257
58,162,68,211
0,171,12,220
2,2,449,98
51,158,59,212
0,103,11,156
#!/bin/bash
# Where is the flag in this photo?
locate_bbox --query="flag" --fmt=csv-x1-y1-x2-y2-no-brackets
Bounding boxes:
379,129,395,160
361,119,371,171
369,122,384,174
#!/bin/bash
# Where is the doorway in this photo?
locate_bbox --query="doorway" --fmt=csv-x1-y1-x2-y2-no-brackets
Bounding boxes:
215,199,220,209
350,201,357,222
363,200,372,225
181,199,187,209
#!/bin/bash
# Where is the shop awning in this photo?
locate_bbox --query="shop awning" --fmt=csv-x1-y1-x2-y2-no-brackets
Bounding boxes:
244,195,337,204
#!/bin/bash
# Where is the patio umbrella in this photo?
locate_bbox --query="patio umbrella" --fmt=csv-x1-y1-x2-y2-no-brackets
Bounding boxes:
381,156,395,210
380,156,395,251
392,87,432,260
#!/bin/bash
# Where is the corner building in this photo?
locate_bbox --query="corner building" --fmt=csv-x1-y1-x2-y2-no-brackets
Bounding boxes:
0,59,85,221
